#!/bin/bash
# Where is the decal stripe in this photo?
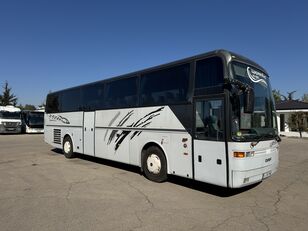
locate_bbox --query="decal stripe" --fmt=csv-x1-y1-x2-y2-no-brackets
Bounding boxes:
45,125,82,128
104,111,121,141
96,126,187,132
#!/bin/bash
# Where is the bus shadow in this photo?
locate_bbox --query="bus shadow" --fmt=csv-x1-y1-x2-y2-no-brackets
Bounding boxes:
167,175,261,197
51,148,141,174
51,148,260,197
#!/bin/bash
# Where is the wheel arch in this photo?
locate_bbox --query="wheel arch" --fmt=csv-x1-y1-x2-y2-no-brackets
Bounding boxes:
63,133,73,150
140,141,169,173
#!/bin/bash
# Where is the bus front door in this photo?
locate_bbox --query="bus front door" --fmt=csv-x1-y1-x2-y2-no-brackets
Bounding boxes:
83,111,95,156
193,98,227,187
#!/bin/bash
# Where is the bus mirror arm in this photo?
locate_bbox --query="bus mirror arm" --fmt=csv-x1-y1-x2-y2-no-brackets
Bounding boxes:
224,79,254,113
224,79,250,92
244,87,254,113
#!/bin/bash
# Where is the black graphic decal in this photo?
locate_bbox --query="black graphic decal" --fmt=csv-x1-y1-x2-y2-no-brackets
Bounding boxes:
107,107,164,151
107,110,133,145
104,111,121,141
48,114,70,124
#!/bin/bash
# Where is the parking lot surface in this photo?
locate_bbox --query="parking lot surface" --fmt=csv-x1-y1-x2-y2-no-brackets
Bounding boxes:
0,135,307,231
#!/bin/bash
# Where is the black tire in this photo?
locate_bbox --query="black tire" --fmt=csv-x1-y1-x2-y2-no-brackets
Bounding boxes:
63,136,75,158
142,146,167,182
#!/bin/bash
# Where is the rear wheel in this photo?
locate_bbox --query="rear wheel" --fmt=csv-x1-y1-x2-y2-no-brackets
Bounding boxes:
63,136,75,158
142,146,167,182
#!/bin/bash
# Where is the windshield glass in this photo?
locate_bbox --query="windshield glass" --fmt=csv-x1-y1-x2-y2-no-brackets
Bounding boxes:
26,112,44,126
0,111,21,119
231,62,277,141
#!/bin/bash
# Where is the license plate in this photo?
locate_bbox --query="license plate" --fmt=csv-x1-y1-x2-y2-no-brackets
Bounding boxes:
6,128,15,131
262,171,271,179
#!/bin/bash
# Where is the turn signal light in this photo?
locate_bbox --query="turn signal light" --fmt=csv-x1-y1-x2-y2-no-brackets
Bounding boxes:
233,152,245,158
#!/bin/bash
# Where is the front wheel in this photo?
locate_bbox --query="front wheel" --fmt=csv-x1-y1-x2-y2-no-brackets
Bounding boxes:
63,136,75,158
142,146,167,182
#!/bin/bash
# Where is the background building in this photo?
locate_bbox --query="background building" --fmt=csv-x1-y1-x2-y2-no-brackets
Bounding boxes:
276,100,308,137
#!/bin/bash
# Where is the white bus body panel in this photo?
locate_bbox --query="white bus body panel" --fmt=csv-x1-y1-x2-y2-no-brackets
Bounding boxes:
44,112,83,153
194,140,227,187
228,140,279,188
83,112,95,156
25,126,44,133
45,106,193,179
94,106,193,178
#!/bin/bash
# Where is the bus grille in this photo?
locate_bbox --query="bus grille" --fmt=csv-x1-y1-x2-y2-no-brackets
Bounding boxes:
53,129,61,144
4,122,18,128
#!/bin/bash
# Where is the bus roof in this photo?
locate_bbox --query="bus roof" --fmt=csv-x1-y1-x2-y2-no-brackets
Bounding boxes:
0,105,21,112
48,49,268,95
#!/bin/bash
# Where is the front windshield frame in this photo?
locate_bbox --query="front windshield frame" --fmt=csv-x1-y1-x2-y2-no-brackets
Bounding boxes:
229,61,277,141
0,111,21,120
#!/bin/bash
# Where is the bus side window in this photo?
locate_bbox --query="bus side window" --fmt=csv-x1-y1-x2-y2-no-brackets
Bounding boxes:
195,99,224,141
140,63,190,106
195,57,224,94
104,76,138,108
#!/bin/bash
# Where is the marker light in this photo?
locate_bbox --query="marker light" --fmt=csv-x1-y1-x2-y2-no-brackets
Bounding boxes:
233,151,255,158
233,152,245,158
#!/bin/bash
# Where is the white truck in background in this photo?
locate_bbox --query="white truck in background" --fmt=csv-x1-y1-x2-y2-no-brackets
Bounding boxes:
0,105,22,134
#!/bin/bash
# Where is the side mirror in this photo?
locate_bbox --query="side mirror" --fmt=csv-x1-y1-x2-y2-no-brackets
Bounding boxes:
244,88,254,113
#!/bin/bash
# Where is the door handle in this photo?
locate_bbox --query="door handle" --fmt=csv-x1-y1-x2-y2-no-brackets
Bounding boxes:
91,128,93,131
85,127,86,131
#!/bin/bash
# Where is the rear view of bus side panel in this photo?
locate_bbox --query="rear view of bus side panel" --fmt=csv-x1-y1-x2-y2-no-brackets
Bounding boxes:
44,112,84,153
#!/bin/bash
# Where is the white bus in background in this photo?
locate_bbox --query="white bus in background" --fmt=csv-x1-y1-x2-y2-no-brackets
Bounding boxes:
0,105,22,134
44,50,280,188
22,110,44,133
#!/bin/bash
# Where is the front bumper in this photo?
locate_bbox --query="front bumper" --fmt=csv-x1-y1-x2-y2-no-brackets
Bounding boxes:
0,124,22,134
231,164,278,188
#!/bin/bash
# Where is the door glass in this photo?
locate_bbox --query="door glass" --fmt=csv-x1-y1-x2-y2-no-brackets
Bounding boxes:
195,99,224,141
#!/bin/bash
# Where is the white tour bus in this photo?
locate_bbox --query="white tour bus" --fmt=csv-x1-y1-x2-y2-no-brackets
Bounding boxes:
22,110,44,133
44,50,280,188
0,105,22,134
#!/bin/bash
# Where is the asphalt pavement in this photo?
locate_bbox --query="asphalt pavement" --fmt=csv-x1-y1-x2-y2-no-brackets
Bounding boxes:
0,134,307,231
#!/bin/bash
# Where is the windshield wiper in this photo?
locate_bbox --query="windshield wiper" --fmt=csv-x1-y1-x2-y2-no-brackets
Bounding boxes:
254,133,280,146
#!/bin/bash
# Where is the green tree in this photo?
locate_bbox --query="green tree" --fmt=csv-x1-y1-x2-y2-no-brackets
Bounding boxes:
302,93,308,102
272,89,282,103
0,81,18,106
23,104,36,110
288,112,308,138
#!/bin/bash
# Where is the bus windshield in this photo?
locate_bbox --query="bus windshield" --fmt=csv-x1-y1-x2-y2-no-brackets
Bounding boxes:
26,112,44,126
231,62,277,141
0,111,21,120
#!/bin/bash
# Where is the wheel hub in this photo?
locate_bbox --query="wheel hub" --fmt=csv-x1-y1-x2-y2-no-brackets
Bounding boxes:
64,141,71,153
146,154,161,174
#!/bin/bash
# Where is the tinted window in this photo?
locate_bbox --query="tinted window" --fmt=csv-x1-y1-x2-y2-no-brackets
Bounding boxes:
81,82,104,111
195,99,224,141
195,57,223,89
61,88,81,112
140,63,190,106
46,93,60,113
105,77,138,108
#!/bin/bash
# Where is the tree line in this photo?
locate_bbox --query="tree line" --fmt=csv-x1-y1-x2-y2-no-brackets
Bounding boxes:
272,89,308,103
